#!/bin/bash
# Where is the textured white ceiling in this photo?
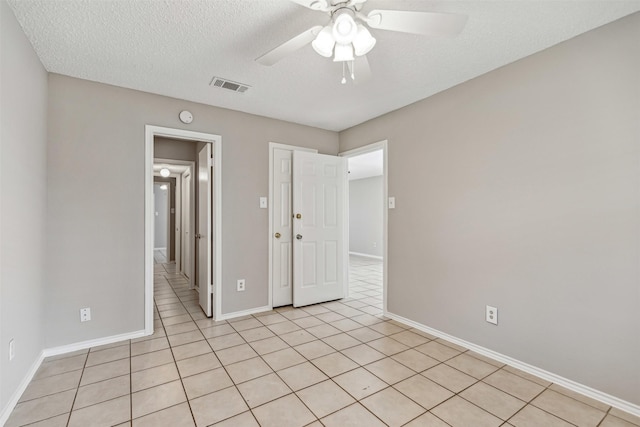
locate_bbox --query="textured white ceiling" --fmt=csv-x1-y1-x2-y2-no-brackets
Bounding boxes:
8,0,640,131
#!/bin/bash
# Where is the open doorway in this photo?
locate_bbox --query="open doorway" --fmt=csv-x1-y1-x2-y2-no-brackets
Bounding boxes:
145,125,222,333
340,140,388,315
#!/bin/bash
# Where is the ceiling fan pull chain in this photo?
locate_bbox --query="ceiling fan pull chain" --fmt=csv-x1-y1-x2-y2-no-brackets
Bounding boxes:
341,61,347,84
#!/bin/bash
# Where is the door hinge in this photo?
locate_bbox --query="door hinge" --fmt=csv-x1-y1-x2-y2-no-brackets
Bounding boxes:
208,156,214,167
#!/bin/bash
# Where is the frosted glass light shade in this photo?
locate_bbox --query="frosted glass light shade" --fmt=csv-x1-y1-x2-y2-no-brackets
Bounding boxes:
333,43,354,62
332,12,357,45
312,25,335,58
353,24,376,56
160,168,171,177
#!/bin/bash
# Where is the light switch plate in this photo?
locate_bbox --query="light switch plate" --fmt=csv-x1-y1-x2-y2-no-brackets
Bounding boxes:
388,197,396,209
259,197,268,209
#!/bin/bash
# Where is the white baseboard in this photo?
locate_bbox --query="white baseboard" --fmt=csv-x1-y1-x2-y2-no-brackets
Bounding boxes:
217,305,271,321
43,329,147,357
0,350,45,426
385,311,640,418
0,329,148,425
349,251,383,260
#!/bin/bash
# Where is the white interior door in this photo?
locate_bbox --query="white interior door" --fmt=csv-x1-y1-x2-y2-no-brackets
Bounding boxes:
182,169,192,282
272,149,293,307
197,145,212,316
292,151,347,307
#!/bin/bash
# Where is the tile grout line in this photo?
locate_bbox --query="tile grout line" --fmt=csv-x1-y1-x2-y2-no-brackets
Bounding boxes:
64,345,90,427
158,265,199,427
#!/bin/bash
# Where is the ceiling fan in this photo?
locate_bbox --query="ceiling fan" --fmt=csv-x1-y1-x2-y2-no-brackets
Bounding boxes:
256,0,468,83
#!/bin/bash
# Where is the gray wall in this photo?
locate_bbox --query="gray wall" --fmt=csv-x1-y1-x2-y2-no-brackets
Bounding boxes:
153,183,169,249
349,176,383,257
155,136,198,162
46,74,338,346
153,176,177,261
0,1,48,413
339,13,640,405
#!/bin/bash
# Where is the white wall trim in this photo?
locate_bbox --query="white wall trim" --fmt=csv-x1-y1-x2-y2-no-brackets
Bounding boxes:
0,350,45,426
145,125,223,326
217,305,272,321
339,140,388,313
385,311,640,418
349,251,383,260
0,329,147,425
43,330,147,358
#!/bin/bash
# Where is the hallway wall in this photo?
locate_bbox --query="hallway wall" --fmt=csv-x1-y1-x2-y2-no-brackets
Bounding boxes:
153,182,169,249
349,176,383,258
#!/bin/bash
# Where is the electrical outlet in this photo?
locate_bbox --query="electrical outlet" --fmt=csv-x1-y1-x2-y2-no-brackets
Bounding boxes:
80,307,91,322
9,339,15,361
237,279,246,292
486,305,498,325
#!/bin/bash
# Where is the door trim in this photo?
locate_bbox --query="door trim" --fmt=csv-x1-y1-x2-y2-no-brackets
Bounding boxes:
268,142,317,309
145,125,222,334
339,140,388,315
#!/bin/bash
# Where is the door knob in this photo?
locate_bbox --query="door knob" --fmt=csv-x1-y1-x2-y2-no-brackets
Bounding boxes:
296,234,302,240
274,232,281,239
296,213,302,219
195,233,202,239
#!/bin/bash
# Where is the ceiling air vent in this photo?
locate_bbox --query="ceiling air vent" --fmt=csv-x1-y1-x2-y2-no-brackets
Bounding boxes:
210,77,250,93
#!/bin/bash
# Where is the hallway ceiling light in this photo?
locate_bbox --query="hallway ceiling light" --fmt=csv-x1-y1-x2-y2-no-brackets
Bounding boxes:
160,184,168,190
160,168,171,177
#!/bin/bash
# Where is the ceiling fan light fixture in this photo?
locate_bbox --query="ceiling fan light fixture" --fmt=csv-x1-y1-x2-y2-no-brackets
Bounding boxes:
353,24,376,56
333,43,354,62
332,11,357,45
160,167,171,177
311,25,335,57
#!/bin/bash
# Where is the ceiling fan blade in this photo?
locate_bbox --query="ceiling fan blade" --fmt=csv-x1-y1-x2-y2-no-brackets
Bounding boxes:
256,25,323,66
366,10,467,37
289,0,330,11
347,55,372,84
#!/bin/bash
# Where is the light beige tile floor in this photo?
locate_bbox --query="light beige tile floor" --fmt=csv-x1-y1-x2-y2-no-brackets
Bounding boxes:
6,256,640,427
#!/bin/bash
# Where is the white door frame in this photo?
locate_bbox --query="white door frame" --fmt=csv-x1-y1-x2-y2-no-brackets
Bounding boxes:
145,125,222,334
339,140,388,314
268,142,317,308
